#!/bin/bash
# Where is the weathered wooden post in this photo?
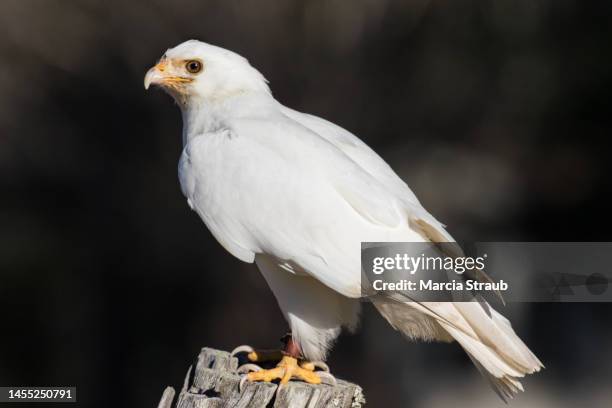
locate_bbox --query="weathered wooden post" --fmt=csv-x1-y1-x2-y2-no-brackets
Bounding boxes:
158,347,365,408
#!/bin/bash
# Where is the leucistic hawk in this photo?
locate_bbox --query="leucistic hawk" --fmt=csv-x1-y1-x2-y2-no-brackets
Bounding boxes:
145,40,542,400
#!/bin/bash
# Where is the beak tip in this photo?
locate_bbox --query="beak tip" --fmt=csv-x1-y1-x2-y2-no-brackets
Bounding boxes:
144,67,158,91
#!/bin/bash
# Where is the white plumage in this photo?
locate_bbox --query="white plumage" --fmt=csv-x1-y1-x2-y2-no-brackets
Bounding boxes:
145,40,542,399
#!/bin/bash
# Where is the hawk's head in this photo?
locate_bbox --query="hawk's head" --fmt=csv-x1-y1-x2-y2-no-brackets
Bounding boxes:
144,40,269,105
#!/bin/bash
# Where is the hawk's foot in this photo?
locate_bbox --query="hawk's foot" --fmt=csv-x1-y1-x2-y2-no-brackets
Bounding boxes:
239,356,337,391
245,355,330,385
233,338,336,392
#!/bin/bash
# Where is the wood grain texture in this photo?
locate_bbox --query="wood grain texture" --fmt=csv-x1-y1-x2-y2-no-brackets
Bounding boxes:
158,347,365,408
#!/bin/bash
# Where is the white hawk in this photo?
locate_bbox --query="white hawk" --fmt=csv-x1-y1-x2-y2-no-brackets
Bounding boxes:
145,40,542,399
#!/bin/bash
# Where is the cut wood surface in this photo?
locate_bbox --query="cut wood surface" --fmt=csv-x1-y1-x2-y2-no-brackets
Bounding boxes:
157,347,365,408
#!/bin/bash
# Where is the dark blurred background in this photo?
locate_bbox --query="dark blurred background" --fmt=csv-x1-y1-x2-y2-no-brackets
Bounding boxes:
1,1,611,407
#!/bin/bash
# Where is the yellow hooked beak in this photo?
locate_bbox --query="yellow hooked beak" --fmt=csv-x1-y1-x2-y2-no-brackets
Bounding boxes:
144,60,193,90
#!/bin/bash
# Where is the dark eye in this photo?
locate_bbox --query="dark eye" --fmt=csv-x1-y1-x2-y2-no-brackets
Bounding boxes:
185,60,203,74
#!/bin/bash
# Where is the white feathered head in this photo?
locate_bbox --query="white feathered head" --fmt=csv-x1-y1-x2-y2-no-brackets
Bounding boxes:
144,40,269,104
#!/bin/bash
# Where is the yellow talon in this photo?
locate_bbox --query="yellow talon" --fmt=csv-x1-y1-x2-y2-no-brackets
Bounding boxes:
246,356,322,385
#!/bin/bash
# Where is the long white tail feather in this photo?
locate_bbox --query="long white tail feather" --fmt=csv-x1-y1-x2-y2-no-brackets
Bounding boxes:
373,298,543,400
453,303,543,372
442,322,524,378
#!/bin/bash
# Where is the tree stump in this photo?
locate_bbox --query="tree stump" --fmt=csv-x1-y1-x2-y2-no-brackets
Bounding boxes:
157,347,365,408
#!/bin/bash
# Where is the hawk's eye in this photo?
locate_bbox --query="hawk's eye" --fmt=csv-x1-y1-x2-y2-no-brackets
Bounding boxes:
185,60,203,74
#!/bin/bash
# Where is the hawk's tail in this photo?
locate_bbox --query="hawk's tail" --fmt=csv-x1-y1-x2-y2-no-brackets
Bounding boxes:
374,299,543,401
